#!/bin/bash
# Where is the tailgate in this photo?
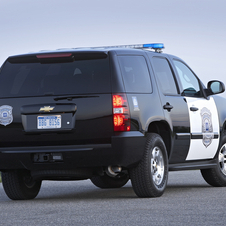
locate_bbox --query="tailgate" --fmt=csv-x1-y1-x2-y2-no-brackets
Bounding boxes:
0,51,113,148
0,95,113,147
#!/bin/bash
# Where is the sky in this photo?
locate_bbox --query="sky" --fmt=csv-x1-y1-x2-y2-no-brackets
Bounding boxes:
0,0,226,96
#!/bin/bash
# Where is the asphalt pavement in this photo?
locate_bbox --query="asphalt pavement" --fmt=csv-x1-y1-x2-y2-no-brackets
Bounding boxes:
0,170,225,226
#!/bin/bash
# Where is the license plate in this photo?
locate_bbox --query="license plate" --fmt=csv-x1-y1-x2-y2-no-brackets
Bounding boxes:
37,115,61,129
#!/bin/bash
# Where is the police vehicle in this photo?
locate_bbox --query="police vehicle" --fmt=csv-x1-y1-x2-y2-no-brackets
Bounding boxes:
0,43,226,200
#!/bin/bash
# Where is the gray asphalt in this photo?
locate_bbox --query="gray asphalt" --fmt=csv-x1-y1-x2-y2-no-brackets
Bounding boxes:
0,170,225,226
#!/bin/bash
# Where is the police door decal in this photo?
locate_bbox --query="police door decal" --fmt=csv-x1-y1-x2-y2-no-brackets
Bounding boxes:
200,107,214,148
185,97,219,160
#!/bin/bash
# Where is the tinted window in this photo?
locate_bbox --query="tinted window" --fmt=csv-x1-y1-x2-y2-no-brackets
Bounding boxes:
0,58,111,97
152,57,178,95
118,56,152,93
173,60,201,97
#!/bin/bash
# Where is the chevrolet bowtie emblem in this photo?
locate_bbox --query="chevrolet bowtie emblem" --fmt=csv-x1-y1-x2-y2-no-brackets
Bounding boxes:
39,106,55,112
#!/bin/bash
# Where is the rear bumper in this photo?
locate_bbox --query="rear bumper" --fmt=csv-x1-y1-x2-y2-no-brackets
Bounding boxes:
0,131,146,170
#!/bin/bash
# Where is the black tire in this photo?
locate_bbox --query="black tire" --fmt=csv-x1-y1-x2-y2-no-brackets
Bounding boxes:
201,133,226,187
1,170,42,200
129,133,168,198
90,174,129,189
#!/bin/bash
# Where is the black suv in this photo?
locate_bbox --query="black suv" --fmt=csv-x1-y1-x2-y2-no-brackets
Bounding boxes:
0,43,226,200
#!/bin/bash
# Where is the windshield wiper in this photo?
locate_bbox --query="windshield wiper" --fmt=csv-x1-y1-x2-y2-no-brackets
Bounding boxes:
54,95,99,101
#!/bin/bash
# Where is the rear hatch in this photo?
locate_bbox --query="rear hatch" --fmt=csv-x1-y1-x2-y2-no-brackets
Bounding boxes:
0,51,113,148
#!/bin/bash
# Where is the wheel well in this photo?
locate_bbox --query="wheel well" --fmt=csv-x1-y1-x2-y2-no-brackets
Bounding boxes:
223,122,226,134
219,122,226,141
147,121,171,157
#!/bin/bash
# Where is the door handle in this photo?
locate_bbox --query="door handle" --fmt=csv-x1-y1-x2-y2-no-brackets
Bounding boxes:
163,103,173,112
190,107,199,112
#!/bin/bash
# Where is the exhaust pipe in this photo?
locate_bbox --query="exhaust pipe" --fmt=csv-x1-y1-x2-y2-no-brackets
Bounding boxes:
106,166,122,177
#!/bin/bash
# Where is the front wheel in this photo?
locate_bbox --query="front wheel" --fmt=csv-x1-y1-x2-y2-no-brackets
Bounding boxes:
129,133,168,198
201,134,226,186
1,170,42,200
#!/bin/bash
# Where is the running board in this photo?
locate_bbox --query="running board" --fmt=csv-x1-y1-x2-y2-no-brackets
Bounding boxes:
169,159,217,171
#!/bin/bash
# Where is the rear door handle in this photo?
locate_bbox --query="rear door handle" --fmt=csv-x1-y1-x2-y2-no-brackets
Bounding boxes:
163,103,173,112
190,107,199,112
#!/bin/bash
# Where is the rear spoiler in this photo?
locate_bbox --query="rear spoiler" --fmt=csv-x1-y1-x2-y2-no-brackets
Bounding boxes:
7,51,108,64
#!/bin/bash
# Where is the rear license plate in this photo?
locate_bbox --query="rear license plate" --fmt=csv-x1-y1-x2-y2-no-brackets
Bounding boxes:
37,115,61,129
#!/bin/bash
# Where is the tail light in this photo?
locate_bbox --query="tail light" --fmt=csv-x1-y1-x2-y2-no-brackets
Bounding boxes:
112,94,131,131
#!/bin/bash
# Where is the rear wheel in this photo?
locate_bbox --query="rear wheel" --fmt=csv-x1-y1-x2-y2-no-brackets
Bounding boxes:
1,170,42,200
90,173,129,189
201,134,226,186
129,133,168,198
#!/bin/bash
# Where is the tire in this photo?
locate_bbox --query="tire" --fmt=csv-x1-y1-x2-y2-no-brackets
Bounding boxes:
201,133,226,187
1,170,42,200
129,133,168,198
90,174,129,189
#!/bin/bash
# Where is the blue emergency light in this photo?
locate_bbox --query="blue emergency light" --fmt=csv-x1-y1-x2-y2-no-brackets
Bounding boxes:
143,43,164,49
142,43,164,52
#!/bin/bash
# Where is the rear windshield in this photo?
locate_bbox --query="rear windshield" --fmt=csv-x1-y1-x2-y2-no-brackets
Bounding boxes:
0,56,111,98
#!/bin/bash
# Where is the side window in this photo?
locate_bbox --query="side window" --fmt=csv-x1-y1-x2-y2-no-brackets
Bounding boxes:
173,60,201,97
118,56,152,93
152,57,178,95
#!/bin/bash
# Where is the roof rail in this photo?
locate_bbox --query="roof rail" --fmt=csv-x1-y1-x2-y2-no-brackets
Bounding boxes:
92,43,164,53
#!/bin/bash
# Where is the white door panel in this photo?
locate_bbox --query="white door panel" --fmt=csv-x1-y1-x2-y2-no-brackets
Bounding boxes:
185,97,219,160
187,139,219,160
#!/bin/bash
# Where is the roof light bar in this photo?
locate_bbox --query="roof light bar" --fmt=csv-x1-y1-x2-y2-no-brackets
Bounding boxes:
92,43,164,52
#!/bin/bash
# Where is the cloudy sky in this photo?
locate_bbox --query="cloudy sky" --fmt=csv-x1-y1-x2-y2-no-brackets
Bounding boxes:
1,0,226,96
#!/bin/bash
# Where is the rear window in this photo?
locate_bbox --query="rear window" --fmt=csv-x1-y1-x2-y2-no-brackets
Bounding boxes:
0,56,111,98
118,56,152,93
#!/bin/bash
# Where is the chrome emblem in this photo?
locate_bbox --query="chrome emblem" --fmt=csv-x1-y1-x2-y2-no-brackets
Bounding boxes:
0,105,13,126
39,106,55,112
200,107,214,148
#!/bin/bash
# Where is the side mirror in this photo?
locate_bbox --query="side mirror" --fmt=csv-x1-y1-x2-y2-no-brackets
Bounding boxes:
207,80,225,96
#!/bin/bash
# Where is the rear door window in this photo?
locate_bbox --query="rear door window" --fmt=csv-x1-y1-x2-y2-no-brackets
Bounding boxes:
152,57,178,95
118,56,152,93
